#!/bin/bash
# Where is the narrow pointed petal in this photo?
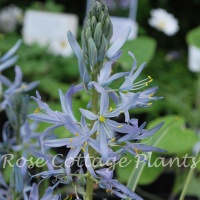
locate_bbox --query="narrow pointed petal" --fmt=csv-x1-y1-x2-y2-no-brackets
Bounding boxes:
98,61,113,85
96,168,113,180
67,31,82,57
99,124,109,162
43,138,70,147
84,147,98,178
67,31,90,83
130,143,166,153
106,119,136,134
0,56,18,71
59,87,76,122
105,93,140,118
103,72,129,87
0,40,21,62
120,62,146,91
92,82,109,115
56,113,82,135
28,113,59,124
111,181,143,200
79,108,98,120
118,122,146,142
106,27,131,59
81,115,89,132
29,183,39,200
0,75,12,86
65,147,82,176
137,122,164,139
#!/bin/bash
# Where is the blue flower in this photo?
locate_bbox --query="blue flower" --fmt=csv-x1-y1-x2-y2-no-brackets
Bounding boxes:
0,40,21,71
80,82,140,162
96,168,143,200
0,66,39,111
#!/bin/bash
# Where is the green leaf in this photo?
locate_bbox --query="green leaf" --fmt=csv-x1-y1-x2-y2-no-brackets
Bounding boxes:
146,116,198,155
187,176,200,198
186,26,200,48
118,36,157,70
137,153,164,185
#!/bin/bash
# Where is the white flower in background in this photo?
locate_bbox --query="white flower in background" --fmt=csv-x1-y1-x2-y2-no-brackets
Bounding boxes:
48,38,73,57
0,5,23,33
148,8,179,36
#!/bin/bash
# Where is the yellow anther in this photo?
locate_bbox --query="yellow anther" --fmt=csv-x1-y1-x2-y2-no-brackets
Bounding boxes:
148,75,153,82
84,142,87,148
75,132,80,136
148,92,154,98
81,147,85,152
70,146,74,149
148,102,152,106
117,125,123,128
109,107,113,112
69,138,73,143
20,84,27,89
145,82,148,87
96,132,99,136
60,40,67,48
99,116,106,122
106,189,110,193
34,107,40,113
110,138,116,142
120,110,124,114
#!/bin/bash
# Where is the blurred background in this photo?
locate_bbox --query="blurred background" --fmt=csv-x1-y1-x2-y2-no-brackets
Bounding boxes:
1,0,200,199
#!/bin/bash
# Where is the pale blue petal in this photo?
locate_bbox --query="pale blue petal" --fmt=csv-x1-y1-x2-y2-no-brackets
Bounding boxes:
0,40,21,62
96,168,113,180
100,124,109,162
105,93,140,118
106,119,135,134
137,122,164,139
28,113,59,124
43,138,70,147
120,62,146,91
67,31,81,57
106,27,131,59
65,147,82,176
65,85,78,121
92,82,109,115
0,56,18,71
106,87,119,105
111,180,143,200
84,147,98,178
109,50,123,61
56,113,82,135
67,31,90,83
130,143,166,153
117,122,146,142
29,183,39,200
59,87,76,122
81,115,89,132
79,108,98,120
98,61,113,85
103,72,128,87
0,74,12,86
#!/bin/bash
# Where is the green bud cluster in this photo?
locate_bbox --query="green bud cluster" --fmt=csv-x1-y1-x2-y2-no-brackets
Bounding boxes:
82,0,113,68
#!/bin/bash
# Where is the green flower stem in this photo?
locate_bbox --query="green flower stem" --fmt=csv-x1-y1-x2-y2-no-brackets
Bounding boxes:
179,151,200,200
85,67,99,200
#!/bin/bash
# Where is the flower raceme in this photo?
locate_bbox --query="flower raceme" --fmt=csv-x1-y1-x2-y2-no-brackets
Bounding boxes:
28,1,166,199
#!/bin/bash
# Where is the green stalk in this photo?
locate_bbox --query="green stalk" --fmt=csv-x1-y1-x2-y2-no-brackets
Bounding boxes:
85,67,99,200
179,151,200,200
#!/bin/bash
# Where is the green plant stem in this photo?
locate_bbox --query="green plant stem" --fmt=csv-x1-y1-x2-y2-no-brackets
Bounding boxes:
85,69,98,200
195,73,200,110
179,151,200,200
